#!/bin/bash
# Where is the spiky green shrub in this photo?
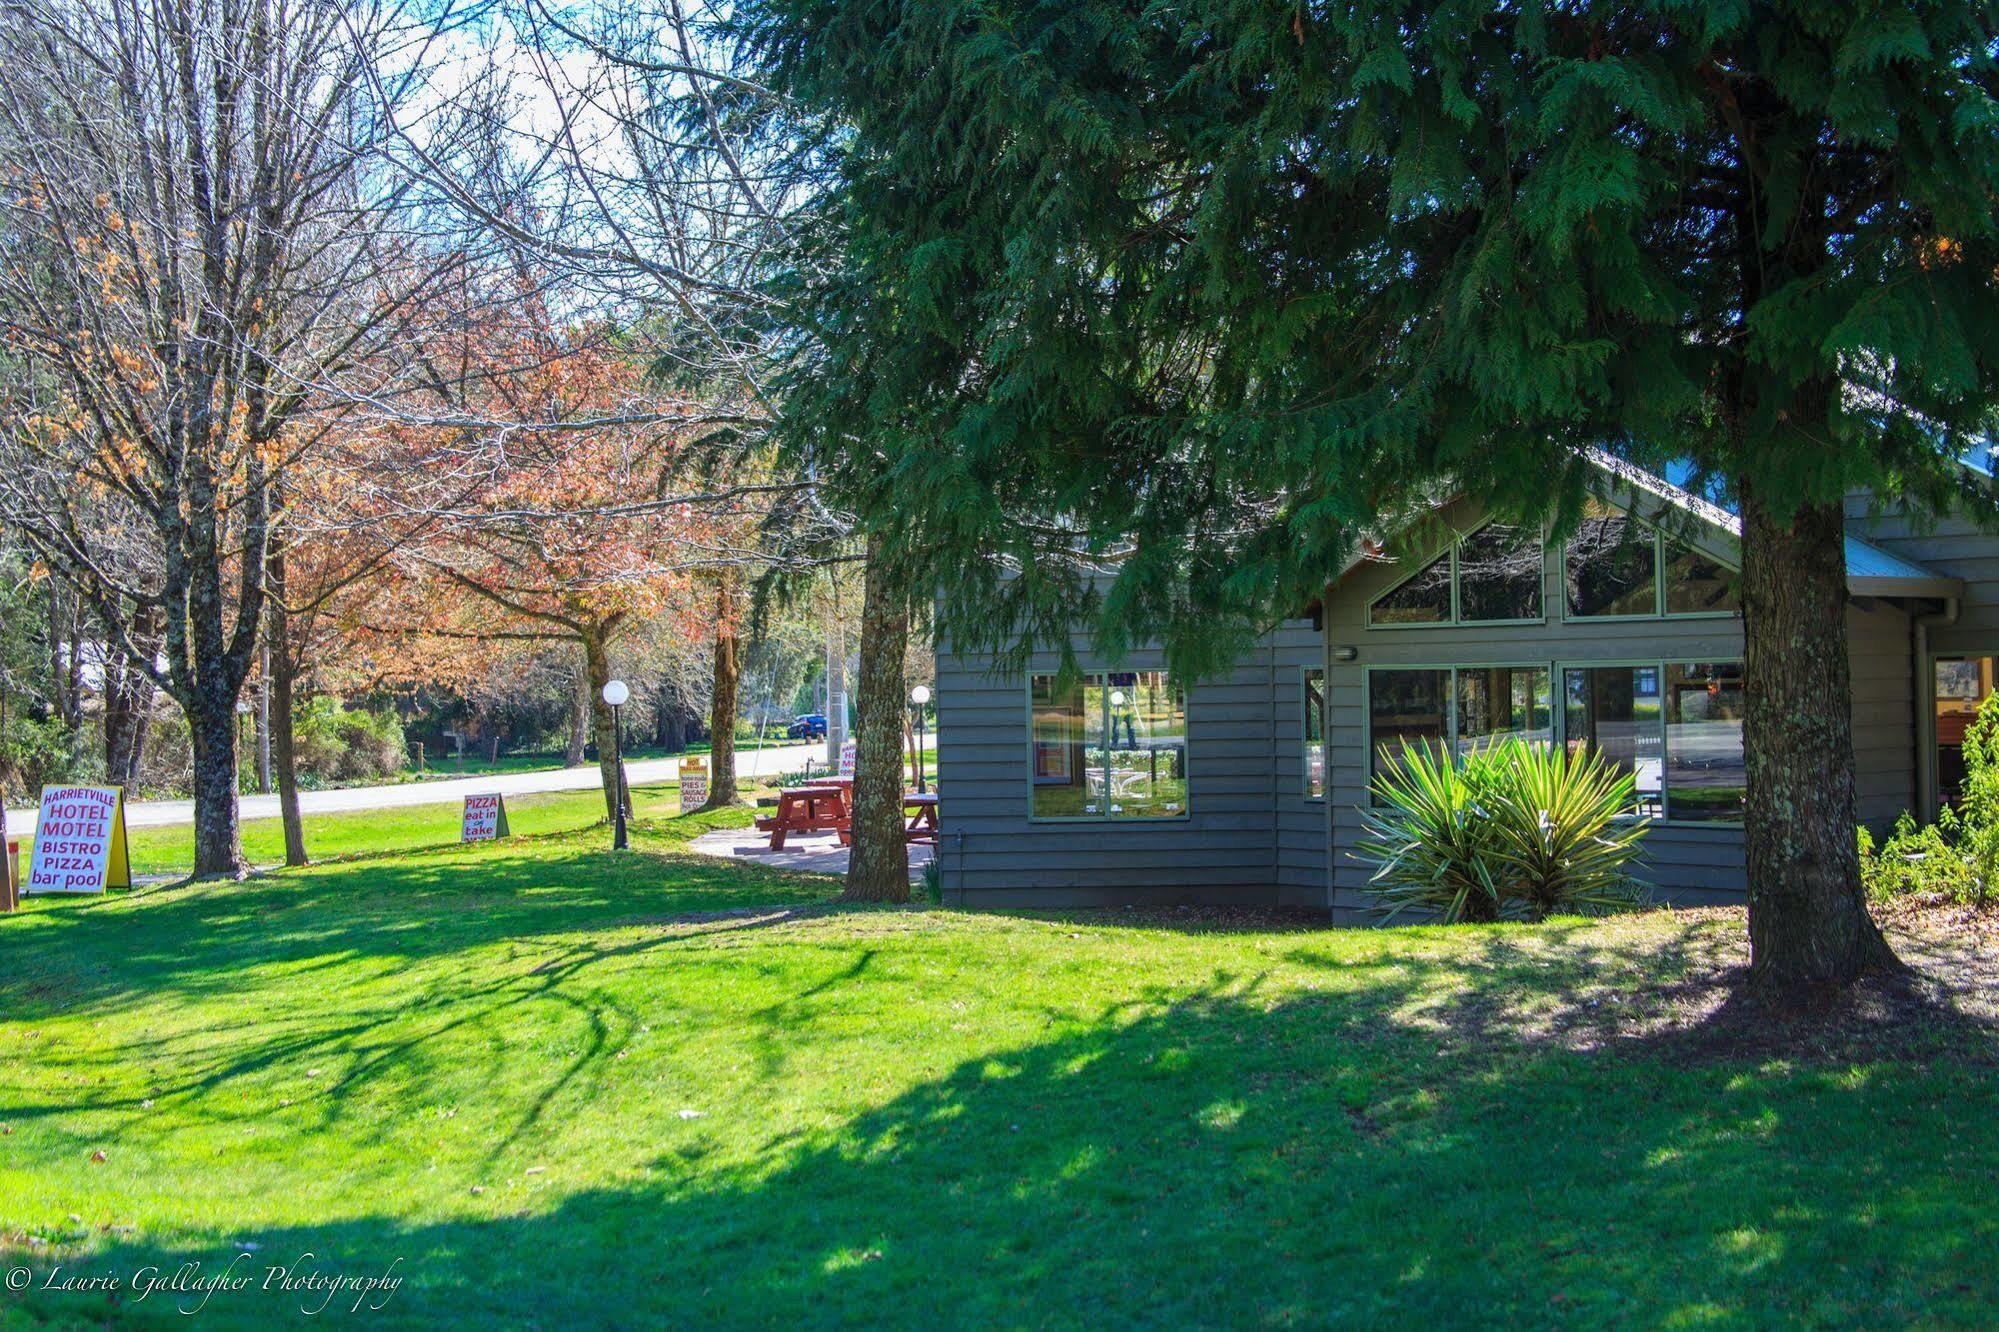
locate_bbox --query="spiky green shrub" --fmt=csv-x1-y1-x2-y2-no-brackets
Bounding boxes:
1480,742,1653,921
1357,741,1512,924
1357,739,1650,924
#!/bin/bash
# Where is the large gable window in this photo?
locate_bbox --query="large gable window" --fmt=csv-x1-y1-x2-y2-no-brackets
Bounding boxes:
1565,501,1741,619
1367,524,1544,628
1457,525,1543,622
1030,671,1187,820
1566,506,1658,616
1368,551,1451,624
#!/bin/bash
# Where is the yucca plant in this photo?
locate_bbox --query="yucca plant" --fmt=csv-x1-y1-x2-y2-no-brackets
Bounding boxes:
1480,741,1652,920
1356,738,1651,924
1356,740,1510,924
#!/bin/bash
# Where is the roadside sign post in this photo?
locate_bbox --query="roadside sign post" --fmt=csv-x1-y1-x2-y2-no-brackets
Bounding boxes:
679,755,708,815
461,793,510,842
24,786,131,895
0,798,14,914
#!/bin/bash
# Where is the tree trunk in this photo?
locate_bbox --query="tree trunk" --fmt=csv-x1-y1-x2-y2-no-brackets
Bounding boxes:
254,637,273,794
1740,491,1897,984
845,535,911,903
582,630,623,821
187,688,244,877
702,579,741,808
267,550,307,867
566,652,590,767
102,606,159,788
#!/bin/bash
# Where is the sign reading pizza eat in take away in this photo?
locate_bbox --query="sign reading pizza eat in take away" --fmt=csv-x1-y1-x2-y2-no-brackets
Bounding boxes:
461,793,510,842
679,756,709,815
25,785,131,894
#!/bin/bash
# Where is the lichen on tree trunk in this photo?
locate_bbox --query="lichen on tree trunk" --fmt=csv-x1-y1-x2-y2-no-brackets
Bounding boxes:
267,550,308,867
582,630,624,822
566,653,590,768
1739,491,1898,985
845,535,911,904
702,578,742,809
188,690,244,878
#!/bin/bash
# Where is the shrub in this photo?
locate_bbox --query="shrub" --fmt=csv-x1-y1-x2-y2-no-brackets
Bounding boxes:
1357,741,1512,923
1357,739,1650,924
1482,741,1654,920
1859,812,1985,906
1854,691,1999,908
291,698,408,787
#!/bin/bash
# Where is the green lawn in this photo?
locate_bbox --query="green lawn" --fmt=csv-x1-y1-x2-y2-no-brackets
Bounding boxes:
117,782,695,878
0,820,1993,1327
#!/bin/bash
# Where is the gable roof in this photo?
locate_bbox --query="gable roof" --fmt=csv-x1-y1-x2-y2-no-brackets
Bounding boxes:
1332,450,1964,601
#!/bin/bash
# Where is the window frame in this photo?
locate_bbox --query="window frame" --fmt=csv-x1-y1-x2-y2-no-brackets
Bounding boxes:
1023,669,1191,825
1365,523,1547,631
1560,507,1742,624
1359,659,1747,827
1555,658,1746,827
1361,661,1549,800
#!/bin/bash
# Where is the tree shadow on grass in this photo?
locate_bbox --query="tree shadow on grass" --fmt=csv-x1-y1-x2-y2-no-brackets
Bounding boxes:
0,824,844,1022
10,930,1999,1330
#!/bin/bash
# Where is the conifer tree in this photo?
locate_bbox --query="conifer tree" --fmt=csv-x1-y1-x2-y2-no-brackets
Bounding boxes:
744,0,1999,984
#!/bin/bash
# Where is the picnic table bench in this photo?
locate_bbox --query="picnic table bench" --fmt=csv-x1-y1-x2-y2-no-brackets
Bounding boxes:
755,783,851,850
835,791,940,847
903,793,939,846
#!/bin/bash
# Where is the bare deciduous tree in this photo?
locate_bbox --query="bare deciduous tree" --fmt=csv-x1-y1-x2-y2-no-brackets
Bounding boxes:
0,0,452,874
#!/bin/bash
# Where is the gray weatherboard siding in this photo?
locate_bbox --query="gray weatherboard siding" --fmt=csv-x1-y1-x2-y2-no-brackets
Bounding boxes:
937,502,1929,914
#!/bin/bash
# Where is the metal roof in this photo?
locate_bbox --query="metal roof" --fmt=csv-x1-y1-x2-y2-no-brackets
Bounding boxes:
1329,450,1964,601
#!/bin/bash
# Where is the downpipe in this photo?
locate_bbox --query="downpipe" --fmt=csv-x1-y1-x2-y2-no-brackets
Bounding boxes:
1914,596,1961,820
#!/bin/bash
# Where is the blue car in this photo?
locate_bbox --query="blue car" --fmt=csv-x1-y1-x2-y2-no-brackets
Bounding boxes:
785,713,829,740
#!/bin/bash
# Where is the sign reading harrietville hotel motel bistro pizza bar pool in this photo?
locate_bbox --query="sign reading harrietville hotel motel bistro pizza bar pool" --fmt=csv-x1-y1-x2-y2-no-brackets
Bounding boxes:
25,785,131,894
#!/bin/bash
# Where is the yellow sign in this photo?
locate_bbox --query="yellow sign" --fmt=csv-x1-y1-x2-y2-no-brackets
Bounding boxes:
679,756,709,814
25,785,131,894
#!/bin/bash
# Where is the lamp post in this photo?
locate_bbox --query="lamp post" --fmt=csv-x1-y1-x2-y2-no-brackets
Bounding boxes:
603,678,631,850
909,684,931,793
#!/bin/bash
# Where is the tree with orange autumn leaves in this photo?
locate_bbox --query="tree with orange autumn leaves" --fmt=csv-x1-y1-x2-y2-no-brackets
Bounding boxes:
338,285,767,823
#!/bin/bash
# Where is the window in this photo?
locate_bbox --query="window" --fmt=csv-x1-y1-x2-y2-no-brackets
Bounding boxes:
1457,525,1543,622
1935,656,1999,805
1367,665,1552,799
1029,671,1186,819
1662,535,1741,615
1562,666,1665,814
1457,666,1553,753
1664,663,1746,821
1369,551,1451,624
1562,662,1745,821
1368,669,1450,787
1565,502,1741,619
1304,668,1326,799
1367,524,1544,627
1565,506,1658,617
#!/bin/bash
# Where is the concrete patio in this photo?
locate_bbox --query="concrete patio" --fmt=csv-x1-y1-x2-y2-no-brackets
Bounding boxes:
688,825,934,880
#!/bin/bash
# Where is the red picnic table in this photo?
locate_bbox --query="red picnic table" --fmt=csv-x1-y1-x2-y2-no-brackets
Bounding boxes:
755,783,851,850
836,791,940,846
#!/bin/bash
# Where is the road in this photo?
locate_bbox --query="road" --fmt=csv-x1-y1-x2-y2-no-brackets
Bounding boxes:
3,743,821,838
